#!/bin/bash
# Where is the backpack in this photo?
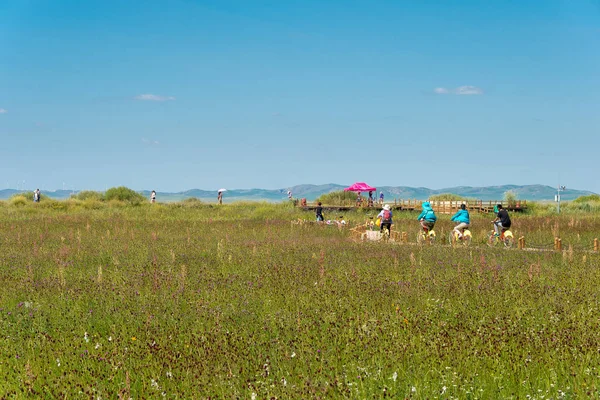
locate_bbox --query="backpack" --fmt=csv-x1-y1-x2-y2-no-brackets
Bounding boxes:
382,209,392,223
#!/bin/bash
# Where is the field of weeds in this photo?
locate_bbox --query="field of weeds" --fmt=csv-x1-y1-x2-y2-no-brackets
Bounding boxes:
1,204,599,398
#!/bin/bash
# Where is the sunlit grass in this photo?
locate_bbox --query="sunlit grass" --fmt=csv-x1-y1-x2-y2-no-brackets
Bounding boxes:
0,205,599,397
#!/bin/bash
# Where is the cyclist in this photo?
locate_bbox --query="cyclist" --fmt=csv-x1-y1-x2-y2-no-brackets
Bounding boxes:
492,204,511,237
417,201,437,233
450,204,470,239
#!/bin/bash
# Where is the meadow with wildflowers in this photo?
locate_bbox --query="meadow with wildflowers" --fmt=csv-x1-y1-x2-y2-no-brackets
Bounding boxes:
1,200,599,398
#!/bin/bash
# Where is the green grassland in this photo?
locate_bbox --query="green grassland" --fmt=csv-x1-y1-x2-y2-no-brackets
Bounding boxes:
1,201,599,398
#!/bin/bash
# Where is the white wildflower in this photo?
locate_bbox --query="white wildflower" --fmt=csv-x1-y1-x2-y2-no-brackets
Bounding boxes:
166,371,173,379
412,386,417,393
291,352,296,358
251,393,257,400
392,371,397,382
84,332,89,343
56,358,61,367
151,379,159,389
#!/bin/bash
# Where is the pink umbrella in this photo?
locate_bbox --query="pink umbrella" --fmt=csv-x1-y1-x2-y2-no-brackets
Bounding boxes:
344,182,377,192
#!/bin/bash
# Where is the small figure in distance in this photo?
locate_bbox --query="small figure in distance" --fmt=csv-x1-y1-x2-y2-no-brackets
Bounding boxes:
337,215,346,226
368,191,374,207
150,190,156,203
418,201,437,233
356,192,362,207
287,190,293,200
451,204,470,239
377,204,393,234
492,204,511,237
33,188,40,202
315,202,324,222
379,191,384,205
217,190,223,205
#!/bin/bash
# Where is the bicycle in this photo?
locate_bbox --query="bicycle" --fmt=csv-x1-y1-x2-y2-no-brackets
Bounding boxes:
487,223,514,248
417,223,436,244
449,227,472,246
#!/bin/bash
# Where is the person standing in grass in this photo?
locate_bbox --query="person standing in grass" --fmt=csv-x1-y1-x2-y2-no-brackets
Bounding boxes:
217,191,223,205
33,188,40,202
150,190,156,203
379,191,384,205
315,202,324,222
377,204,393,234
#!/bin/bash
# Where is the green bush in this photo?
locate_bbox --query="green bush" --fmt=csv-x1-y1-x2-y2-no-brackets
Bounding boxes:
103,186,145,205
73,190,104,201
572,194,600,203
315,190,357,206
9,195,29,207
428,193,468,201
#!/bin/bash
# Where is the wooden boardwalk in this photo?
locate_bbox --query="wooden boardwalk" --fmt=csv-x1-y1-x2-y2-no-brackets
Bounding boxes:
300,199,527,214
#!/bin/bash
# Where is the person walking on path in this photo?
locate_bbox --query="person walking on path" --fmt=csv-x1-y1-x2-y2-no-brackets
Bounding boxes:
150,190,156,203
217,191,223,205
379,191,384,205
315,202,324,222
33,189,40,202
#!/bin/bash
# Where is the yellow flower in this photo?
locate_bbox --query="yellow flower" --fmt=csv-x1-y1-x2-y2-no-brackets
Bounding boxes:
131,337,137,341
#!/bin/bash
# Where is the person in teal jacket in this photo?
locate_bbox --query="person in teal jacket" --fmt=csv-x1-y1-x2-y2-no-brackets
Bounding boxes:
450,204,470,239
417,201,437,232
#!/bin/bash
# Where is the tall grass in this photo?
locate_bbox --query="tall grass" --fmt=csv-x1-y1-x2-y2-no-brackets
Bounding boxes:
0,204,599,397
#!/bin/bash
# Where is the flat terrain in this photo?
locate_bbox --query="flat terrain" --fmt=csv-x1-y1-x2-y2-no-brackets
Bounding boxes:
1,204,599,398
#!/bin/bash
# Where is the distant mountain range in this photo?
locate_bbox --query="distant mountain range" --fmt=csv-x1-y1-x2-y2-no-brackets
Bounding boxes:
0,184,595,202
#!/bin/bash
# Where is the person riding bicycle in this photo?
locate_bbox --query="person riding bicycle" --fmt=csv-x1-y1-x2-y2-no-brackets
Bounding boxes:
450,204,470,239
492,204,511,237
417,201,437,233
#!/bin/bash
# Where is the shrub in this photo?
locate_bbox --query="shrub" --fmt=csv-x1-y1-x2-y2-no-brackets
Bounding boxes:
572,194,600,203
428,193,468,201
9,195,29,207
504,190,518,205
73,190,103,201
316,190,357,206
103,187,145,205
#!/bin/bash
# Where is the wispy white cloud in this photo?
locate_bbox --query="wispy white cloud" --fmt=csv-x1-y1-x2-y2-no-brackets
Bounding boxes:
433,86,484,95
0,108,7,114
134,94,175,102
455,85,484,95
142,138,161,145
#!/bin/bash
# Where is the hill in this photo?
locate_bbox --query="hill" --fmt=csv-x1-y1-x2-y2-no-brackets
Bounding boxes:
0,185,595,202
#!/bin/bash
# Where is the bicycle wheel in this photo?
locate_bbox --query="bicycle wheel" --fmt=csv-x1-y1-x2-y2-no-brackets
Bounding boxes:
503,235,514,248
487,231,496,247
462,232,472,246
428,231,436,245
449,231,457,246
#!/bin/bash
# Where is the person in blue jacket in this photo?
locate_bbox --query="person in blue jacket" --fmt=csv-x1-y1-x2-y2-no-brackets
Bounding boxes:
417,201,437,233
450,204,470,239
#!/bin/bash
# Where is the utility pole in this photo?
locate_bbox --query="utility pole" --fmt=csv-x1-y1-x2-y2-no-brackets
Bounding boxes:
556,185,566,213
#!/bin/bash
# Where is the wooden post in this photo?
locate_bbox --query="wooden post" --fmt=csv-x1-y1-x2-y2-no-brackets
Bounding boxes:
554,238,562,252
401,232,408,243
594,238,598,252
518,236,525,249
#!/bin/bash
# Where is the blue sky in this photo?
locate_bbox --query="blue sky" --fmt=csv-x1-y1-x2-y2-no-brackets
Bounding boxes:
1,0,598,193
